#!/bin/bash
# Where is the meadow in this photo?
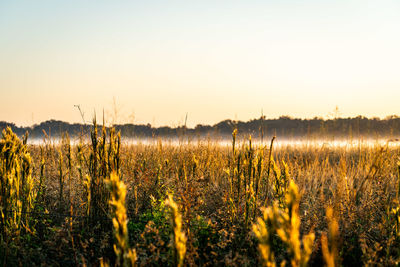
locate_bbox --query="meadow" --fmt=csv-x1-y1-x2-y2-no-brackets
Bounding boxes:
1,122,400,266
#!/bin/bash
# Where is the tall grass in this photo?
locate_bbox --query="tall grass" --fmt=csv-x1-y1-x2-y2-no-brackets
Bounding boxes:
0,127,36,261
165,194,187,267
253,180,315,267
1,126,400,266
107,171,136,267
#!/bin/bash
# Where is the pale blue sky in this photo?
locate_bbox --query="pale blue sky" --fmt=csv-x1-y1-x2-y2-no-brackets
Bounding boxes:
1,1,399,126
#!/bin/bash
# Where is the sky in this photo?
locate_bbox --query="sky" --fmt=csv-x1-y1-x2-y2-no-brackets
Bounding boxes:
1,0,399,127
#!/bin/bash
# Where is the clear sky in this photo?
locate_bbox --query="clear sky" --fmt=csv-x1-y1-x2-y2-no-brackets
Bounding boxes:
1,0,399,127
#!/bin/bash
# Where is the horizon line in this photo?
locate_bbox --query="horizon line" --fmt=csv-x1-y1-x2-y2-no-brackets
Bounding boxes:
2,113,400,129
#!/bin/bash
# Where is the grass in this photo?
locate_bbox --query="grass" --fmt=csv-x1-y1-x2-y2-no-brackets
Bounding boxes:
1,125,400,266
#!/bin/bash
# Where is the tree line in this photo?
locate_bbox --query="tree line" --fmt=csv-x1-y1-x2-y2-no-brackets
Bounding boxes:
1,115,400,139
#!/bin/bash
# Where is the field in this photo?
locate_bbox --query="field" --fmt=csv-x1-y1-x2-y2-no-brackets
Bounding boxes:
1,124,400,266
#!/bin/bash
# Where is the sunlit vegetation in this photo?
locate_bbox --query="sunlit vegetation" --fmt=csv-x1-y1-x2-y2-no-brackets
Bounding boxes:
1,121,400,266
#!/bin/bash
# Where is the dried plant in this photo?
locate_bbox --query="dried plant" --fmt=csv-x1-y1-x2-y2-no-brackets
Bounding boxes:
108,171,137,267
321,207,340,267
165,194,187,267
253,180,315,267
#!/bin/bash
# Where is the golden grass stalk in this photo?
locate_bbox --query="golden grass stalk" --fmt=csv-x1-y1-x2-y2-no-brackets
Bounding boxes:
252,212,276,267
165,194,187,267
58,146,64,209
108,171,137,267
253,180,314,267
321,206,339,267
397,161,400,199
0,127,35,238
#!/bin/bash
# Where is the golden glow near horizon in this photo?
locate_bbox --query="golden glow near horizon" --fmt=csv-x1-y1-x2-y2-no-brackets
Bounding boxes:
0,1,399,127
